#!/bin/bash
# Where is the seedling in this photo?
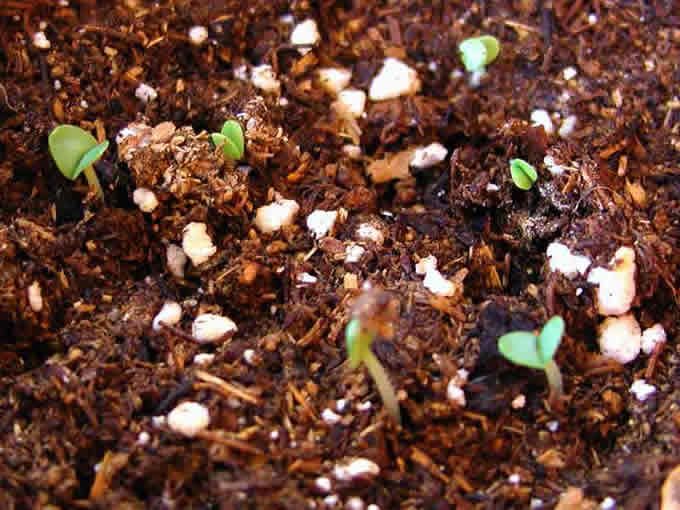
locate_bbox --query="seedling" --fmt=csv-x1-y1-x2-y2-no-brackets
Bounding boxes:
498,316,565,403
210,120,245,160
48,125,109,200
509,158,537,190
458,35,500,72
346,317,401,425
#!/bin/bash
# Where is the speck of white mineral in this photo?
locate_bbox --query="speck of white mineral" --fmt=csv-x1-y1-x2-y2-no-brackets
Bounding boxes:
511,394,526,409
188,25,209,46
27,281,43,312
318,68,352,95
600,496,616,510
290,19,320,55
166,244,188,279
337,89,367,118
630,379,656,402
558,115,578,137
135,83,158,103
251,64,281,94
641,323,666,355
546,242,591,279
182,222,216,266
321,408,342,425
333,458,380,481
598,313,641,364
167,401,210,437
133,188,159,213
152,301,182,331
369,58,421,101
315,476,332,494
344,243,366,263
587,246,636,316
423,269,456,297
531,109,554,135
254,199,300,233
192,313,238,343
193,353,215,366
410,143,448,168
563,67,578,80
33,31,51,49
307,210,338,239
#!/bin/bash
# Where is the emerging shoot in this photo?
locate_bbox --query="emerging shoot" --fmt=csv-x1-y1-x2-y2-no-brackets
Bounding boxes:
509,158,537,190
211,120,245,161
48,125,109,200
345,288,401,425
498,316,565,404
458,35,500,72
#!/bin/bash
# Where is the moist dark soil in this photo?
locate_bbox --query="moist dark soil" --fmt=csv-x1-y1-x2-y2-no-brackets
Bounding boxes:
2,1,680,509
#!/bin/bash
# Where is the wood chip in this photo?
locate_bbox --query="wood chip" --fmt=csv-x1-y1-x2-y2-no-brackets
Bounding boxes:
193,369,261,405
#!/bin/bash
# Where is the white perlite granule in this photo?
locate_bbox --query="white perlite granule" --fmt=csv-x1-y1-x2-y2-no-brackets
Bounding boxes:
192,313,238,343
587,246,636,316
598,313,641,364
333,458,380,481
152,301,182,331
135,83,158,103
188,26,208,46
167,401,210,437
369,58,421,101
546,242,591,279
251,65,281,94
166,244,188,278
307,210,338,239
410,143,448,169
133,188,159,213
27,281,43,312
254,199,300,233
290,19,320,54
318,68,352,95
182,222,217,265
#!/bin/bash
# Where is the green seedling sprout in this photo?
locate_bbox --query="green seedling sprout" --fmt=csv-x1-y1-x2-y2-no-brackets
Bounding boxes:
458,35,500,72
509,158,537,190
346,318,401,425
48,125,109,200
211,120,245,161
498,316,565,404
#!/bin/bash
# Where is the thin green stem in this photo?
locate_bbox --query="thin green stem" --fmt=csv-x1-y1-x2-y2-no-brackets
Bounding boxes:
82,165,104,200
362,350,401,425
543,359,563,400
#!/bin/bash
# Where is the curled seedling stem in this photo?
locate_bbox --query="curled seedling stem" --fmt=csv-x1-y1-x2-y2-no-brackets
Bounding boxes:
498,316,565,405
48,124,108,200
346,318,401,425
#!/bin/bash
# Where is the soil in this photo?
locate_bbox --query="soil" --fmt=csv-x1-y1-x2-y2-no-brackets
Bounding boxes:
1,1,680,509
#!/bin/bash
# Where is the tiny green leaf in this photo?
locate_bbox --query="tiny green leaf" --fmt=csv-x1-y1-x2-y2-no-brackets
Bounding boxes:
211,132,242,159
459,35,500,72
346,318,372,369
220,120,244,159
536,316,564,365
48,125,101,180
75,140,109,176
498,331,545,369
211,133,227,148
509,158,537,190
477,35,500,65
458,38,487,72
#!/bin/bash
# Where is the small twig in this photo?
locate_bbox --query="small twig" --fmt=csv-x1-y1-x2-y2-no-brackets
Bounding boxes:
0,83,18,112
194,369,262,405
195,430,264,455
